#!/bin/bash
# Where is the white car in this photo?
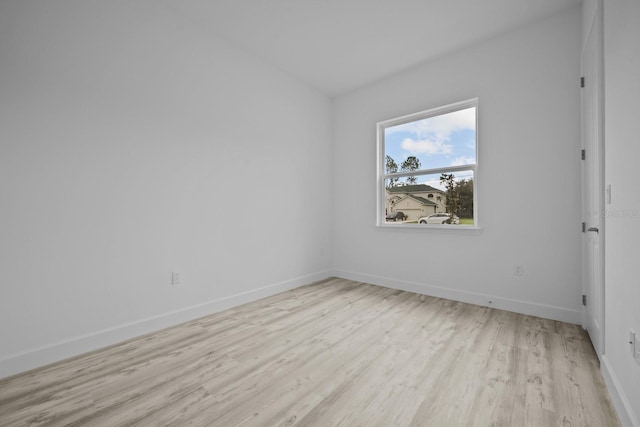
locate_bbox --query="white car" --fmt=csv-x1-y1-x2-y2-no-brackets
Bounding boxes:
418,212,459,224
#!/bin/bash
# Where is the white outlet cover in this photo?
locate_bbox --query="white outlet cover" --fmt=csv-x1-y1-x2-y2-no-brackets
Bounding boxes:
172,272,181,285
630,330,640,364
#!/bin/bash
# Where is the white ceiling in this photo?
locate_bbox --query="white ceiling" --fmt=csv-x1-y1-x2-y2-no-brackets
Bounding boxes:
162,0,582,97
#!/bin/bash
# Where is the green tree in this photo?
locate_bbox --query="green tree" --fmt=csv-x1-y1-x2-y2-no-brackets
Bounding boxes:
440,173,460,223
401,156,421,185
457,179,474,218
385,155,399,189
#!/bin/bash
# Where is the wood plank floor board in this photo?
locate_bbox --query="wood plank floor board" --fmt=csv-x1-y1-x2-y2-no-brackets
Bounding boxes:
0,278,620,426
227,284,397,363
197,288,421,425
245,292,437,426
356,303,472,426
0,327,223,416
81,282,395,426
240,296,453,426
406,305,495,426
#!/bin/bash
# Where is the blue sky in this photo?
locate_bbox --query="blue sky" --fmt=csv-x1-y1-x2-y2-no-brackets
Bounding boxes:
384,107,476,189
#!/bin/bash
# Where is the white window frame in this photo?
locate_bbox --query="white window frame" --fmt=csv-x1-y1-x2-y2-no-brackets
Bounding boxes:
376,98,479,230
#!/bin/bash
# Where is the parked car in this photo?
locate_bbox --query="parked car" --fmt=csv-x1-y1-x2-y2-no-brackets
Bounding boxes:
386,211,406,222
418,212,459,224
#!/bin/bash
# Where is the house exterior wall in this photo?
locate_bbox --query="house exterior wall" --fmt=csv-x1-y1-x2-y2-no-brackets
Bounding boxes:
385,188,446,219
391,197,437,221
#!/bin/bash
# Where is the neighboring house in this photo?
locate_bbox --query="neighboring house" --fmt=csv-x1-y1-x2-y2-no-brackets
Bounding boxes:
386,184,447,221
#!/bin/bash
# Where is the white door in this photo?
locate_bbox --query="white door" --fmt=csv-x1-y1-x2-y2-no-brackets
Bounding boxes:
582,6,604,357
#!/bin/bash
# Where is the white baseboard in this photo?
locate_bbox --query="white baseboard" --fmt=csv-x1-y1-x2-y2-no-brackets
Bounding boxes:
601,355,640,427
0,270,332,380
332,269,582,324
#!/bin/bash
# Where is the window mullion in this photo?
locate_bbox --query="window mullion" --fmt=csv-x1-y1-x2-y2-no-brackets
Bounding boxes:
384,165,475,180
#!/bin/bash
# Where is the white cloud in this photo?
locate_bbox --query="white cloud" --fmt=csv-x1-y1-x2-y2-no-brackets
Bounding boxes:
451,156,475,166
387,107,475,153
400,138,452,155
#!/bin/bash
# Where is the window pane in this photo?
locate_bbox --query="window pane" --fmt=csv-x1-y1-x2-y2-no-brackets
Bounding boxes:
384,170,474,225
384,107,476,173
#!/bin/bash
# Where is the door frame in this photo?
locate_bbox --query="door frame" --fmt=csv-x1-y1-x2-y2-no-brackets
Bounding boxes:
581,0,605,357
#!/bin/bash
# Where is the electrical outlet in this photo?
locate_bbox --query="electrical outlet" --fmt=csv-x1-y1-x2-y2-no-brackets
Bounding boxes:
171,272,181,285
630,330,640,365
514,265,524,276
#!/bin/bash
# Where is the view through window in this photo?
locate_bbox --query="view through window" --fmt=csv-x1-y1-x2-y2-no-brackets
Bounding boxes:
378,99,478,227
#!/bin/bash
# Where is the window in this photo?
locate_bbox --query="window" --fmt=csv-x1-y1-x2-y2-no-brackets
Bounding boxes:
377,99,478,227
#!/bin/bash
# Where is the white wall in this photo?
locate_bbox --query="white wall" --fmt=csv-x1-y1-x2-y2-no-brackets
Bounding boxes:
332,7,582,322
602,0,640,424
582,0,600,52
0,0,332,378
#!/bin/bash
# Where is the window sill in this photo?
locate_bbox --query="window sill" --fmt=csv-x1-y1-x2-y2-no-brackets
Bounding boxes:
377,223,483,235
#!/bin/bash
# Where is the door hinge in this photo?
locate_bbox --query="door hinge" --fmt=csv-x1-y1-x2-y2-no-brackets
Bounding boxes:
581,149,586,160
582,294,587,306
582,222,586,233
581,76,585,88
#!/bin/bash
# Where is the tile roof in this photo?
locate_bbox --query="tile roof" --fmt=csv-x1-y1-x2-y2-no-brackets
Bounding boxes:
387,184,442,193
408,195,437,206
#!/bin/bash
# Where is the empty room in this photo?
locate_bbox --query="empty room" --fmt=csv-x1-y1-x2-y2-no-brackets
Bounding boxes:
1,0,638,425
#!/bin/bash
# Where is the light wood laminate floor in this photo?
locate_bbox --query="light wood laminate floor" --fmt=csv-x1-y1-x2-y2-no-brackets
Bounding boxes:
0,278,620,426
